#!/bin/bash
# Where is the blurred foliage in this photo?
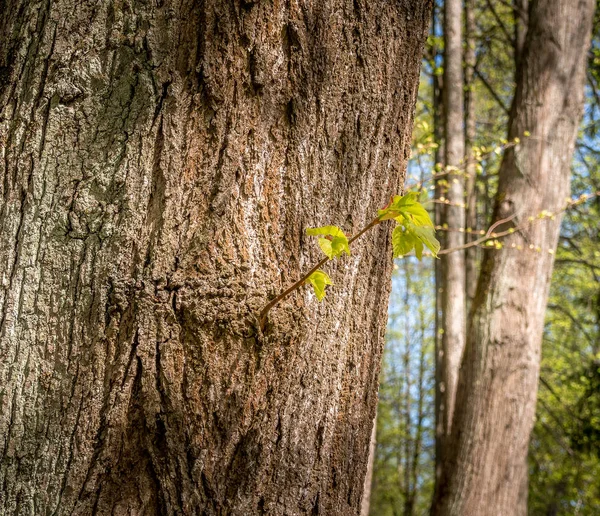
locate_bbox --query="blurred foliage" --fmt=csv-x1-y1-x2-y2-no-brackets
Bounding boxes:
371,0,600,514
370,259,435,516
528,85,600,516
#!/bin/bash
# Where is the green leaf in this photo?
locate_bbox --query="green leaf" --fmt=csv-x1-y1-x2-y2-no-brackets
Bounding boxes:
378,194,412,220
408,223,440,257
397,202,434,227
392,226,416,257
305,225,345,237
414,239,424,260
307,226,350,259
317,238,334,259
307,270,333,301
378,192,432,225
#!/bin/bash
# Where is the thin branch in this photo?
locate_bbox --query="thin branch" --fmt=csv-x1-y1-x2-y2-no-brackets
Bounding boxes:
483,0,515,46
486,213,517,237
259,216,381,326
474,66,510,115
554,258,600,270
437,192,600,256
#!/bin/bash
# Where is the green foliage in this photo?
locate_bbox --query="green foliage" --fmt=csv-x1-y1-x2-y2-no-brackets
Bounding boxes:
528,120,600,515
306,225,350,259
300,203,437,302
380,193,440,259
370,259,436,516
392,225,422,258
306,270,333,301
370,2,600,516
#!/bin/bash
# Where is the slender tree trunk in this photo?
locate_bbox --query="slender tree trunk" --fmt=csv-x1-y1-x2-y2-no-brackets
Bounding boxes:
431,3,447,490
360,415,377,516
464,0,478,308
408,293,427,516
431,0,595,514
0,1,432,514
514,0,529,71
435,0,466,485
402,262,413,516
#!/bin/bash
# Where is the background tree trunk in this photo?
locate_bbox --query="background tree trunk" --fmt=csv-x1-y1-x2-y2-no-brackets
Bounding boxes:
359,416,376,516
435,0,466,483
431,3,447,491
464,0,478,308
431,0,595,514
0,1,431,514
513,0,529,71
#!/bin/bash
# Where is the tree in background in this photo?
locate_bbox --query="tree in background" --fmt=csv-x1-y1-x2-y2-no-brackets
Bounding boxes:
370,259,436,516
370,0,599,514
528,72,600,514
434,0,595,512
435,0,467,485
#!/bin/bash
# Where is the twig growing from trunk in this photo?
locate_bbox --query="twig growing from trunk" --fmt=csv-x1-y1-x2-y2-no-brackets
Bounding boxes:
259,191,441,328
259,216,381,328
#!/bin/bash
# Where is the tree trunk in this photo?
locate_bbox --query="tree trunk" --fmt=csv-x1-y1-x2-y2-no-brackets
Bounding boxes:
464,0,478,308
431,0,595,514
359,416,376,516
513,0,529,72
436,0,466,475
0,1,431,514
431,2,446,490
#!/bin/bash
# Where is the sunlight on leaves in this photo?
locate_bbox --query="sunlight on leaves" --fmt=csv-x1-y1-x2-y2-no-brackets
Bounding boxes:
382,193,440,259
306,226,351,259
306,270,333,301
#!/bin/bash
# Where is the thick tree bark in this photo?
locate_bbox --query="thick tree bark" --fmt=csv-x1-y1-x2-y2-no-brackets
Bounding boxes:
431,0,595,514
0,1,431,514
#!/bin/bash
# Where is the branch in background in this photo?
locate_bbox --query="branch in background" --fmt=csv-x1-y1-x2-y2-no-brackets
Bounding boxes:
483,0,515,46
547,303,596,345
435,191,600,256
474,66,510,115
554,257,600,271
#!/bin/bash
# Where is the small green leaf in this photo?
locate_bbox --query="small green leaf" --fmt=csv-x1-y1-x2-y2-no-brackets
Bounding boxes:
331,236,351,257
306,225,345,238
408,223,440,257
378,192,432,225
392,226,416,257
378,194,414,220
393,191,420,207
307,270,333,301
307,226,350,259
397,202,434,227
317,238,334,259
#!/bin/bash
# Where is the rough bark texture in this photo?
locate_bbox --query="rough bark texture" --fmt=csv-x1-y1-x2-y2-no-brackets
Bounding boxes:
431,0,595,514
0,1,431,514
436,0,466,478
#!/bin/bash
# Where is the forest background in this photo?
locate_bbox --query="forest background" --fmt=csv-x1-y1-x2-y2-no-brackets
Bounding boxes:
369,0,600,514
